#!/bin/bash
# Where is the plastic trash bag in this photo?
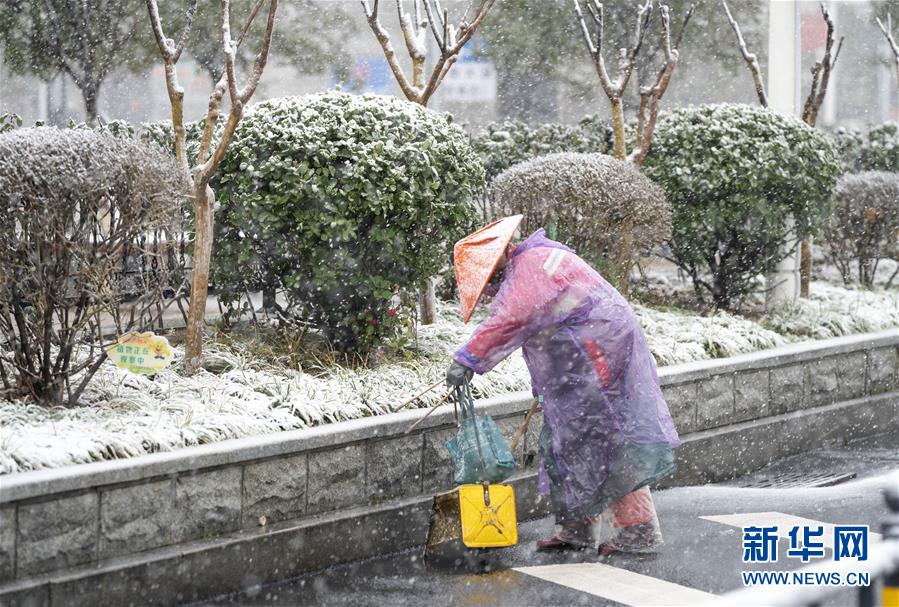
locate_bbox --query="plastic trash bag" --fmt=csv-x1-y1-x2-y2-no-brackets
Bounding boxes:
446,383,516,485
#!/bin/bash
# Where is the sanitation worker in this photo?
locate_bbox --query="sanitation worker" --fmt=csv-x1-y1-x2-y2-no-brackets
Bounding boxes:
445,215,680,554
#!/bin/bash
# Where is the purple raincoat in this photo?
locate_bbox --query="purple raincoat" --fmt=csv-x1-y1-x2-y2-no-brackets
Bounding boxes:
455,230,680,520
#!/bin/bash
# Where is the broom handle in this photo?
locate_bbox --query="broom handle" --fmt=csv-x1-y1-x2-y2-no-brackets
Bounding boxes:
404,390,452,433
393,377,444,411
510,397,540,453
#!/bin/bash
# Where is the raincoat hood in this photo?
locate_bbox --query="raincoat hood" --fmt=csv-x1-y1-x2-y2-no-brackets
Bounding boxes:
453,215,522,323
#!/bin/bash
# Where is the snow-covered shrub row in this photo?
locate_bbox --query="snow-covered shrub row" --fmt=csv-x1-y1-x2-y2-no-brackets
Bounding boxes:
470,116,612,186
0,127,187,407
831,123,899,174
212,92,483,351
764,282,899,339
643,103,841,309
2,282,895,474
491,153,671,287
821,171,899,289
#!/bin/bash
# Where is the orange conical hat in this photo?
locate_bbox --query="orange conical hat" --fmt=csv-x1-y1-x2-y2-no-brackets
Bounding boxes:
454,215,523,323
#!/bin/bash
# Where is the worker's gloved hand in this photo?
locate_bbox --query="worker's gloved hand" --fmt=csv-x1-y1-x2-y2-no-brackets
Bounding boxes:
446,360,474,388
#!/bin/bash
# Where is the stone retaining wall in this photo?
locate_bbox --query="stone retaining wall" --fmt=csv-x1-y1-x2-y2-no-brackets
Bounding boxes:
0,330,896,605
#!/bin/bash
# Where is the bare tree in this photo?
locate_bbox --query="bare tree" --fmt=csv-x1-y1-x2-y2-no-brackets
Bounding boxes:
722,1,842,299
573,0,693,167
361,0,496,106
798,5,842,298
722,1,842,125
573,0,691,294
0,0,149,124
146,0,278,374
361,0,496,324
877,13,899,88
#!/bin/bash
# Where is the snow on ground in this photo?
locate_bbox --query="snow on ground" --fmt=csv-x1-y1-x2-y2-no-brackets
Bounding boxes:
764,281,899,340
1,281,896,475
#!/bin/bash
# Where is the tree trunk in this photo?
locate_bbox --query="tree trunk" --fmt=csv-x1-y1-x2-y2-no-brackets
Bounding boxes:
185,185,215,374
262,286,278,312
609,97,627,161
82,84,100,126
616,215,634,297
799,238,811,298
419,278,437,325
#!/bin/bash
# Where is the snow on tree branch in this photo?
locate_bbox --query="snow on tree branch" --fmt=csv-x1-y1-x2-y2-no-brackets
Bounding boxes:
721,0,767,107
801,4,842,127
361,0,496,106
631,3,692,167
877,13,899,88
574,0,690,167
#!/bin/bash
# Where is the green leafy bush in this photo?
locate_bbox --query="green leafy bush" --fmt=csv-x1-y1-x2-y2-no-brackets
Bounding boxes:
491,152,671,289
0,113,22,133
831,123,899,173
822,171,899,288
471,116,611,184
213,92,483,350
643,103,841,309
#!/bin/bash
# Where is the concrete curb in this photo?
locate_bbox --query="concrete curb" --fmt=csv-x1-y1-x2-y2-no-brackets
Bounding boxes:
2,390,896,606
658,329,898,385
0,473,552,607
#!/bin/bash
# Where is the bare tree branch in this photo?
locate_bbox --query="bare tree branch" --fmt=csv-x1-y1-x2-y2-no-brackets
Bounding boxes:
362,0,418,99
361,0,495,106
198,0,277,188
721,0,767,107
631,2,689,167
801,4,841,127
877,13,899,88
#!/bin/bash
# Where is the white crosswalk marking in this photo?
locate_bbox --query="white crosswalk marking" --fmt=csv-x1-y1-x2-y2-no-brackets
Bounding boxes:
513,562,720,606
700,511,882,545
512,511,873,605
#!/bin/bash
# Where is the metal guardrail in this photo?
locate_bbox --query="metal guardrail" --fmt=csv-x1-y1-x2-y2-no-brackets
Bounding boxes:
714,472,899,606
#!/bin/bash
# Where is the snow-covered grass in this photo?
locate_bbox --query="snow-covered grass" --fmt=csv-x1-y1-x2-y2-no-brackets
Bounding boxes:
763,281,899,340
1,281,895,475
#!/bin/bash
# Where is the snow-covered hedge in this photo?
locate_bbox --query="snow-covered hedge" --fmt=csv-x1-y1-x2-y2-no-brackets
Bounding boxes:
212,92,483,350
822,171,899,288
491,153,671,286
643,103,841,309
831,122,899,174
0,127,187,407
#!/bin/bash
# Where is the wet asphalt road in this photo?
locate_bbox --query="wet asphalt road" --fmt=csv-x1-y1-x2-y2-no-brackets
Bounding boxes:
201,433,899,607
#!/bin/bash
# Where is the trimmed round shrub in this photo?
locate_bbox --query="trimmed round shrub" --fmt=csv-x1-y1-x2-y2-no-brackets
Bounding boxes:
822,171,899,288
213,92,483,350
832,123,899,174
643,103,841,309
491,152,671,288
0,128,187,406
